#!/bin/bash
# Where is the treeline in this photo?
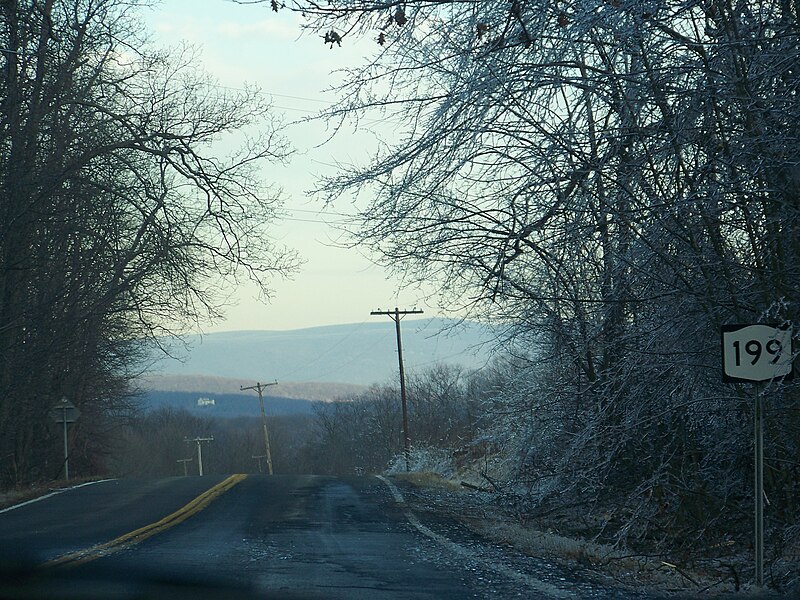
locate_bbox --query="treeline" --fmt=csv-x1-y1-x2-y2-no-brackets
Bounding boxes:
306,364,495,475
109,363,495,477
109,409,315,477
0,1,292,486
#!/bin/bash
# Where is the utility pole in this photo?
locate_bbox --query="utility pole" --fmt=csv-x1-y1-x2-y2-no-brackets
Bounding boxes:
252,454,267,473
370,307,423,471
177,457,193,476
184,436,213,476
50,398,80,482
240,381,278,475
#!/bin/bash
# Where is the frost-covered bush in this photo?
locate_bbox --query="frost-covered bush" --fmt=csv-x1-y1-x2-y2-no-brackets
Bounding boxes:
386,446,455,478
284,0,800,583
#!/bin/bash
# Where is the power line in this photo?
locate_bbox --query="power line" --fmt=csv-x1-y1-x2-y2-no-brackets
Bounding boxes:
277,319,375,381
286,207,355,217
267,92,334,105
279,215,350,225
191,80,337,106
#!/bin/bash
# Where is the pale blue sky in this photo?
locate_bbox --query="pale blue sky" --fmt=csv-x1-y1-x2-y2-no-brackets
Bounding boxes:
144,0,439,332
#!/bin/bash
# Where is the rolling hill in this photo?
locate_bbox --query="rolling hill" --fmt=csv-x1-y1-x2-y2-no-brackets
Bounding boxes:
136,375,367,418
148,318,495,387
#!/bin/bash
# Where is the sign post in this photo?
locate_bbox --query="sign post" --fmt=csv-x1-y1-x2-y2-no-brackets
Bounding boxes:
721,324,794,588
754,387,764,587
50,397,80,481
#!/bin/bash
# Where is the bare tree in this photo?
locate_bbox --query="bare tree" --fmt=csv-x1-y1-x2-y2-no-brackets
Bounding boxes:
0,0,297,485
253,0,800,580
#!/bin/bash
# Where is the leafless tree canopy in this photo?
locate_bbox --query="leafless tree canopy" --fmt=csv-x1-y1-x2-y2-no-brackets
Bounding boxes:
268,0,800,581
0,0,296,485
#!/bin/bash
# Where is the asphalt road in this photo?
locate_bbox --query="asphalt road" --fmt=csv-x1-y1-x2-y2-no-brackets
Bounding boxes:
0,475,645,600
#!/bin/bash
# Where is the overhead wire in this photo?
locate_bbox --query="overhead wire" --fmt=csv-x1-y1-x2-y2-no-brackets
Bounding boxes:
277,206,358,225
189,80,408,128
277,320,393,383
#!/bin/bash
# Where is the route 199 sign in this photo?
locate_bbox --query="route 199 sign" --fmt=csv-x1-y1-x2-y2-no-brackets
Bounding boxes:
721,323,794,588
722,324,794,383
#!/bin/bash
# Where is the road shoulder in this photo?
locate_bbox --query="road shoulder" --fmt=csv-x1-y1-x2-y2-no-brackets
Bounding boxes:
386,473,781,599
0,478,114,513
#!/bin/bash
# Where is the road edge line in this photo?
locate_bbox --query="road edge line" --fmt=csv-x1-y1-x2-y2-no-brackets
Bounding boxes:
45,474,247,568
0,479,117,515
376,475,575,599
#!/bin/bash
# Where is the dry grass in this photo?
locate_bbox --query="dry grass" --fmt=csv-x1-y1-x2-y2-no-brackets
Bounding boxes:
468,518,715,592
396,473,776,597
0,486,51,510
393,471,465,491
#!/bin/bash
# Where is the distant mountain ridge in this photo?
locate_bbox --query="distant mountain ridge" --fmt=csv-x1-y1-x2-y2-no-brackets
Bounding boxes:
139,374,365,403
136,375,360,419
141,390,315,418
150,318,495,386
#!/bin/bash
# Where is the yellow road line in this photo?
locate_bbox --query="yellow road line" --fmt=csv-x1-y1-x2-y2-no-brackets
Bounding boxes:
45,473,247,568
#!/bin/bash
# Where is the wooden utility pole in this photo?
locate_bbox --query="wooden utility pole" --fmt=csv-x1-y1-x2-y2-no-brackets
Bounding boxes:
241,381,278,475
177,457,193,476
50,398,80,481
184,436,213,476
252,454,267,473
370,307,423,471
